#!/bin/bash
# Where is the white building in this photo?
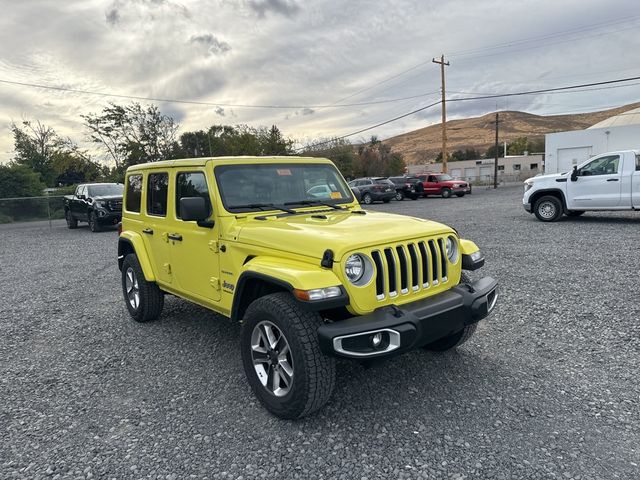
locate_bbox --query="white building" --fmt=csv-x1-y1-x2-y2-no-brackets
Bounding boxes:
407,154,543,183
545,107,640,173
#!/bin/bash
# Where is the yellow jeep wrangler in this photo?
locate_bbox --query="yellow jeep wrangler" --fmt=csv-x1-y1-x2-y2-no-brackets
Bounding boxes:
118,156,497,418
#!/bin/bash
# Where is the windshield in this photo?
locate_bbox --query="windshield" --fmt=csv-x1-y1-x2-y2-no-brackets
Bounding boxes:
215,163,353,212
435,174,453,181
87,184,123,197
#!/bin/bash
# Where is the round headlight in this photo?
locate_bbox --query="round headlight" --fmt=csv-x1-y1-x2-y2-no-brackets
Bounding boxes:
445,236,458,263
345,254,365,283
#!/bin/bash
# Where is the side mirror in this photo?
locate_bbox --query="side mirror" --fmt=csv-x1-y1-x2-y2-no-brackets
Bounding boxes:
180,197,214,228
570,166,578,182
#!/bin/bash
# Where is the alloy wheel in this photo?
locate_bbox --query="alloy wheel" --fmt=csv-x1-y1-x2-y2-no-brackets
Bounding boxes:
125,267,140,310
250,320,294,397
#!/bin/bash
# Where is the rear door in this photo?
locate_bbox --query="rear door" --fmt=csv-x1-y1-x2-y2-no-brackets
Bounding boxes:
141,171,173,285
567,154,622,209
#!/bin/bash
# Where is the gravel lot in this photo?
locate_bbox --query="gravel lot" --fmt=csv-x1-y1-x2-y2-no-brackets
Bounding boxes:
1,185,638,480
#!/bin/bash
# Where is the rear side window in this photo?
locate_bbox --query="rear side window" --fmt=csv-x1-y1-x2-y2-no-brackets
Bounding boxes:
636,154,640,171
176,172,211,218
125,174,142,213
147,172,169,216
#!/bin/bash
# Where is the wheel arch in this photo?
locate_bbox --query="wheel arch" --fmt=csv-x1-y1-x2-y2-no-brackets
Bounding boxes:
530,188,567,212
231,272,292,322
118,233,156,281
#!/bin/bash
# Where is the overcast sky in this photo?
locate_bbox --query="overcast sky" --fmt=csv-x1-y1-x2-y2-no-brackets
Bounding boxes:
1,0,639,163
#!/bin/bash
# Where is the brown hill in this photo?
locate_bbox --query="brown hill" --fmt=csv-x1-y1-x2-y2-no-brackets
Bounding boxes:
384,103,640,164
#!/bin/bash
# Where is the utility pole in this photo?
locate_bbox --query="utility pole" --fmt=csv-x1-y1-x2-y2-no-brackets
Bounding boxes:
432,54,449,173
490,112,501,189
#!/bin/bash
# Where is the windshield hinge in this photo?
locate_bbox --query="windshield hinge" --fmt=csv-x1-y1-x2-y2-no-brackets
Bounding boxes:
208,240,219,253
210,277,220,290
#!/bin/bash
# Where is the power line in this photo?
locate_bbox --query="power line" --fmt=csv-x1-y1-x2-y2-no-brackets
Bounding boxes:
0,78,437,109
296,100,443,152
301,75,640,150
449,14,640,58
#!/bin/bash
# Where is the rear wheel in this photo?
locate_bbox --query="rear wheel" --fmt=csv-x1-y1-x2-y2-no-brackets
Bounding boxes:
534,195,563,222
423,273,477,352
395,191,404,201
121,254,164,322
65,210,78,229
363,193,373,205
240,293,336,419
441,188,452,198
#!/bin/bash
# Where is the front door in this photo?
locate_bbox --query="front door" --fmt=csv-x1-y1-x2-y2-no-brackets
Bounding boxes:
425,175,439,195
567,154,622,209
168,170,221,303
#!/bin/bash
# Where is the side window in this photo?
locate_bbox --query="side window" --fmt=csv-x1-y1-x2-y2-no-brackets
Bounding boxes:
125,174,143,213
428,176,436,182
147,172,169,216
636,154,640,171
581,155,620,176
176,172,211,219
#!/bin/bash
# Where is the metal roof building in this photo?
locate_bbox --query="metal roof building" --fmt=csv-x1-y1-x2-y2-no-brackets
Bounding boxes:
545,107,640,173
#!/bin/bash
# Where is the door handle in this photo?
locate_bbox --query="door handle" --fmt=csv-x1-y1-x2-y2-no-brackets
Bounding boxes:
606,178,619,182
168,233,183,241
142,228,154,235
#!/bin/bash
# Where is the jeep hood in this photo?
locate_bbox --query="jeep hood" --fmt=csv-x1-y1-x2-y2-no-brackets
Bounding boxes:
234,210,454,261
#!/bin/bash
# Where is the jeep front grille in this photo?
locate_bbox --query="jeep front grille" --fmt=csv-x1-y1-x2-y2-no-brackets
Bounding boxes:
370,238,449,300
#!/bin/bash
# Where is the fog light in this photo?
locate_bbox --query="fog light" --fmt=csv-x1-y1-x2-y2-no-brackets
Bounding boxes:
371,332,383,348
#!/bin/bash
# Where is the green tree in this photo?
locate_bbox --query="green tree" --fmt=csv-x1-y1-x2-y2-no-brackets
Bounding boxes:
83,102,179,171
507,137,529,156
0,164,46,198
302,137,356,178
11,120,60,186
485,145,505,159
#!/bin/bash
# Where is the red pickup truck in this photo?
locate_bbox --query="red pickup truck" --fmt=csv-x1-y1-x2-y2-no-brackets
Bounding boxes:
416,173,471,198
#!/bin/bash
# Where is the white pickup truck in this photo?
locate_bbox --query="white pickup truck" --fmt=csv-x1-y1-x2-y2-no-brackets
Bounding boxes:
523,150,640,221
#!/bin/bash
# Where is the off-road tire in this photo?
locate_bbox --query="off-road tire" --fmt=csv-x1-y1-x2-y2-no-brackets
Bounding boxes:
121,254,164,323
395,191,404,201
65,210,78,229
441,188,452,198
455,192,465,197
565,210,585,217
423,273,478,352
240,293,336,419
534,195,563,222
88,211,101,232
362,193,373,205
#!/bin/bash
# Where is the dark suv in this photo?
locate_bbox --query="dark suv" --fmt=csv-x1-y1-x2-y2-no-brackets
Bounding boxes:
347,177,396,204
388,176,424,201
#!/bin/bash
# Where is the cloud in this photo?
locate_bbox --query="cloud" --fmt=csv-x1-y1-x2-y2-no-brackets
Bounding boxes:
189,34,231,56
105,8,120,26
247,0,300,18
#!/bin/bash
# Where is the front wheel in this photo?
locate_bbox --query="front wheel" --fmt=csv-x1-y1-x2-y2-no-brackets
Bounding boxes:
441,188,452,198
240,293,336,419
534,195,563,222
362,193,373,205
395,191,404,201
88,211,101,232
121,254,164,322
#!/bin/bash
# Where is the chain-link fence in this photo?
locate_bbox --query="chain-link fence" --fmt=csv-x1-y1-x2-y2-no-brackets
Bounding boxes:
0,195,66,226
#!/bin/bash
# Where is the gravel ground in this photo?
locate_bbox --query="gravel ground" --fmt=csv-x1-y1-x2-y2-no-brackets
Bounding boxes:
1,186,638,480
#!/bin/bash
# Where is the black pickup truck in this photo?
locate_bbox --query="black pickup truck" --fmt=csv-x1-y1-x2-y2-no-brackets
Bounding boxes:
63,183,124,232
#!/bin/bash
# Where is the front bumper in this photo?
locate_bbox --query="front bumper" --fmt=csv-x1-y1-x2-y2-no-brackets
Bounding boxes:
318,276,497,359
523,202,532,212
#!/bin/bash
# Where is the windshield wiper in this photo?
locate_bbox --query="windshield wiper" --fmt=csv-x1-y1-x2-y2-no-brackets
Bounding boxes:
284,200,347,210
227,203,296,214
